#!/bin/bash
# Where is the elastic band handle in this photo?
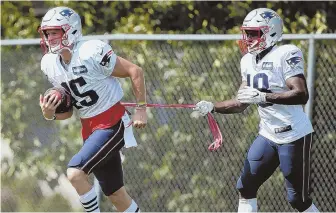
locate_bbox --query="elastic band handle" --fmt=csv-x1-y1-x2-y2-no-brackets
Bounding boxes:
121,102,223,151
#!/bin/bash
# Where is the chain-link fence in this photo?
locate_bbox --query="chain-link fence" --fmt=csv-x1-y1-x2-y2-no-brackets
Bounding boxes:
1,35,335,212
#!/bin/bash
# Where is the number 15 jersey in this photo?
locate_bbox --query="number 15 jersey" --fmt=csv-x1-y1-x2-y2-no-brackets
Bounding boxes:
41,39,123,119
240,44,313,144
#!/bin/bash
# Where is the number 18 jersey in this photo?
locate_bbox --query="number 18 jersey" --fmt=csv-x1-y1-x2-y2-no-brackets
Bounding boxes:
240,44,313,144
41,39,123,118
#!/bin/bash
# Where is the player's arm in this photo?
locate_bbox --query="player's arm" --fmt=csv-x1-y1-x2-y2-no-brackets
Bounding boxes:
39,94,73,120
40,59,73,121
214,82,250,114
111,56,146,105
265,74,309,105
195,82,250,116
237,77,308,106
94,41,146,128
111,56,147,129
265,48,308,105
195,56,250,116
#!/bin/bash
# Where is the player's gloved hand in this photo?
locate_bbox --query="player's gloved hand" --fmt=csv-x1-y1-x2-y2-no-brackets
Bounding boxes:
39,94,62,119
133,106,147,129
194,100,214,116
237,86,267,104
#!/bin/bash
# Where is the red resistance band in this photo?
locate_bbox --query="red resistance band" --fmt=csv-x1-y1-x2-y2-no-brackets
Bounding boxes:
121,102,223,151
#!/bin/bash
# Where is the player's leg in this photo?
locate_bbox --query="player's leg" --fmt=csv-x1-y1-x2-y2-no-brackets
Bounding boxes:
236,135,280,212
67,120,125,212
93,152,140,212
278,133,319,212
89,121,140,212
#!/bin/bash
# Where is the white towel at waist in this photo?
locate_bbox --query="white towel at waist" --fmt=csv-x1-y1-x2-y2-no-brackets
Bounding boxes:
121,112,137,148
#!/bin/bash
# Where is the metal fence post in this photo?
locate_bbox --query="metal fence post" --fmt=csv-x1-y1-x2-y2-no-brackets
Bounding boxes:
305,37,316,121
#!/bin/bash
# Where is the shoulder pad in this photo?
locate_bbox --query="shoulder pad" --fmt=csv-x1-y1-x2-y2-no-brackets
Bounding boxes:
240,53,253,66
41,53,57,72
77,40,112,62
276,44,302,58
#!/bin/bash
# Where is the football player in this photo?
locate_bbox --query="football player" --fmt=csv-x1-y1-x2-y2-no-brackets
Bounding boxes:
195,8,319,212
38,7,145,213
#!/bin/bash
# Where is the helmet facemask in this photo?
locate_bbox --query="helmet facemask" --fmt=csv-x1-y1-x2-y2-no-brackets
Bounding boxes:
240,8,283,56
240,26,270,55
38,24,73,54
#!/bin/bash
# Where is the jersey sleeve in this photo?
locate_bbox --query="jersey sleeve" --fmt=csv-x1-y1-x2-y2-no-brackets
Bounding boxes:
91,41,118,77
240,56,248,82
40,54,58,87
282,48,305,80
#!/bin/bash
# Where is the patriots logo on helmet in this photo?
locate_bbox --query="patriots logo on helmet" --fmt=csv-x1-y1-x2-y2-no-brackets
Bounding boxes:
260,12,276,23
59,9,74,18
286,56,302,68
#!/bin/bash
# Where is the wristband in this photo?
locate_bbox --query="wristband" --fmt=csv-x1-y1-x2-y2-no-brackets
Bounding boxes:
136,102,147,108
44,114,56,121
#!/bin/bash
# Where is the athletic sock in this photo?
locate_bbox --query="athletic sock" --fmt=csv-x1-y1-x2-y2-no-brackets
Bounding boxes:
124,200,140,212
303,203,319,212
238,198,257,212
79,187,100,212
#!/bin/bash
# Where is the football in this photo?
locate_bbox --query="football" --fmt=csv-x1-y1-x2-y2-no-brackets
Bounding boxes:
44,87,73,113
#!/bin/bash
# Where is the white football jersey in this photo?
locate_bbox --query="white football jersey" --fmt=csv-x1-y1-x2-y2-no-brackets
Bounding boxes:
41,39,123,118
240,44,313,144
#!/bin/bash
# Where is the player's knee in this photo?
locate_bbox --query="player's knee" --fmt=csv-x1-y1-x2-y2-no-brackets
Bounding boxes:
287,194,312,212
66,168,87,185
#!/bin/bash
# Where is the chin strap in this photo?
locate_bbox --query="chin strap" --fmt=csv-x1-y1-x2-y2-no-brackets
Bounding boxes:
121,102,223,151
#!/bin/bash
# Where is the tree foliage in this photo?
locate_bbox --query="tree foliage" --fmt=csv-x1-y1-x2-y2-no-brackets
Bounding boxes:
1,1,335,39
